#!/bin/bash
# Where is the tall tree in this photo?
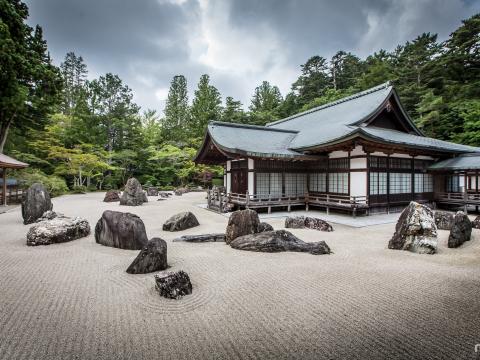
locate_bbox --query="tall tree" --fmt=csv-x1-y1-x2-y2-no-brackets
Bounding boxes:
60,52,88,115
330,51,364,91
162,75,190,142
222,96,247,123
190,74,222,137
354,50,394,91
292,56,330,106
0,0,62,152
87,73,140,155
249,81,283,125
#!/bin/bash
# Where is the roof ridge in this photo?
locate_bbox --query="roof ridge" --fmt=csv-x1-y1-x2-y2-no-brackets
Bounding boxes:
266,81,392,127
209,121,299,133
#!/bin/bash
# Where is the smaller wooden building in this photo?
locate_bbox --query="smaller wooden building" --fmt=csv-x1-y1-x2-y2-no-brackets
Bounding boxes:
0,153,29,206
195,82,480,215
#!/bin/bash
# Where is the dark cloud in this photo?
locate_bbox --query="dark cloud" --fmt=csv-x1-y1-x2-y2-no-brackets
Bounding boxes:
25,0,479,113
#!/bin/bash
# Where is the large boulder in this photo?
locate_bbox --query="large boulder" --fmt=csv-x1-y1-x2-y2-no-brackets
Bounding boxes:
126,238,168,274
154,271,192,299
95,210,148,250
21,183,53,225
119,178,145,206
103,190,120,203
434,211,454,230
162,212,199,232
225,209,260,244
230,230,331,255
448,211,472,248
173,233,225,242
35,210,60,222
388,202,437,254
27,215,90,246
472,216,480,229
147,187,159,196
285,216,333,232
258,222,274,232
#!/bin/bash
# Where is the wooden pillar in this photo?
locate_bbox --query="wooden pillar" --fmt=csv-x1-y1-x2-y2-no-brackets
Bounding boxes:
464,172,468,214
2,167,6,206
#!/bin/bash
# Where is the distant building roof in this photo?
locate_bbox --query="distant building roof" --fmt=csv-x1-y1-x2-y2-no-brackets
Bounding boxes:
429,154,480,171
0,153,29,169
195,82,480,163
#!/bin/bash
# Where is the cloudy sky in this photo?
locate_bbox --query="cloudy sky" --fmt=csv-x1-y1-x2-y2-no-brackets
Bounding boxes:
26,0,479,113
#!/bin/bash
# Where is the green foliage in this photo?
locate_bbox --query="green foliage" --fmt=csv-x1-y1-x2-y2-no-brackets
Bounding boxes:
13,168,68,197
249,81,283,125
191,74,222,137
162,75,190,142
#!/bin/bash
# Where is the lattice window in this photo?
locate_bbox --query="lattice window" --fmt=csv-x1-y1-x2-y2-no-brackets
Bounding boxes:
414,173,433,193
329,158,349,170
256,172,282,197
389,173,411,194
369,172,387,195
389,158,412,170
369,156,388,169
446,175,460,192
284,173,307,196
309,173,327,192
328,172,348,194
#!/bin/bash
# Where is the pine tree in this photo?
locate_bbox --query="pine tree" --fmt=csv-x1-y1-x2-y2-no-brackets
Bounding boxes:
249,81,283,125
292,56,330,106
222,96,247,123
330,51,364,91
190,74,222,137
162,75,190,142
60,52,88,115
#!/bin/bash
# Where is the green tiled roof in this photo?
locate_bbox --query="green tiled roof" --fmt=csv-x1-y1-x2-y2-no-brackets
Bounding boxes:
429,154,480,171
200,82,480,160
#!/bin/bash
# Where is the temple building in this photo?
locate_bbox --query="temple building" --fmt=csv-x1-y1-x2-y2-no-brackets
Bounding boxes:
194,82,480,215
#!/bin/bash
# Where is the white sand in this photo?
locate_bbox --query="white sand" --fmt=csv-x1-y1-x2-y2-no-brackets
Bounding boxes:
0,192,479,360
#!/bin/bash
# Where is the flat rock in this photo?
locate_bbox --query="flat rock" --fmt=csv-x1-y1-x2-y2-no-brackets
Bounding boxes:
472,216,480,229
35,210,60,222
388,202,437,254
162,212,199,231
95,210,148,249
230,230,331,255
434,211,454,230
154,271,192,299
258,222,274,232
225,209,260,244
120,178,145,206
126,238,168,274
448,211,472,248
173,233,225,242
103,190,120,202
159,192,172,198
21,183,53,224
27,215,90,246
285,216,333,232
147,187,159,196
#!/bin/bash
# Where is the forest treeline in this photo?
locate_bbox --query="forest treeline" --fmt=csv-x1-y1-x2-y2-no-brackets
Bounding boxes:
1,0,479,194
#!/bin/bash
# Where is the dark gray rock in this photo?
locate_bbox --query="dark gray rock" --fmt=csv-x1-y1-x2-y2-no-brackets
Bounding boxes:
258,222,274,232
448,211,472,248
103,190,120,202
119,178,145,206
147,187,159,196
159,192,172,198
285,216,333,232
162,212,199,232
27,215,90,246
174,187,189,196
388,202,437,254
95,210,148,250
154,271,192,299
472,216,480,229
225,209,260,244
173,233,225,242
21,183,53,225
434,211,454,230
126,238,168,274
142,191,148,203
230,230,331,255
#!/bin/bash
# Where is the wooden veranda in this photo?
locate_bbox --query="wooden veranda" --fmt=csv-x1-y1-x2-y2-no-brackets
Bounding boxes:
0,154,29,206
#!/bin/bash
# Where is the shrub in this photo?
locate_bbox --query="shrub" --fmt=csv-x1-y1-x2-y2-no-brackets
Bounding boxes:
71,185,87,194
13,168,68,197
